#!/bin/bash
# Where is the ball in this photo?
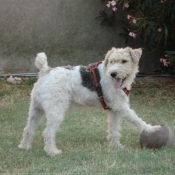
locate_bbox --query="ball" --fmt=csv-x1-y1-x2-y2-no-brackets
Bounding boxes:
140,124,174,149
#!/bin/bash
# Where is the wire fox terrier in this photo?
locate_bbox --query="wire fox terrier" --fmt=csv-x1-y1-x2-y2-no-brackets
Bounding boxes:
18,47,160,156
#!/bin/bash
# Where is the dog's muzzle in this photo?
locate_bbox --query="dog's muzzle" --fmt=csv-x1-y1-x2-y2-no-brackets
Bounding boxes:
110,72,127,89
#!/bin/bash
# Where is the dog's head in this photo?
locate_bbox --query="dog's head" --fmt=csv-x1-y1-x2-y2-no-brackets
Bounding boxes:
104,47,142,89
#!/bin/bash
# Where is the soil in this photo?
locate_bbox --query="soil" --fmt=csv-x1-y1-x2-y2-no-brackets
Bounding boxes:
133,76,175,90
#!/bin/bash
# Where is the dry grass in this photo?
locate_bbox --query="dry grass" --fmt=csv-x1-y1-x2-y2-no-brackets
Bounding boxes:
0,77,175,174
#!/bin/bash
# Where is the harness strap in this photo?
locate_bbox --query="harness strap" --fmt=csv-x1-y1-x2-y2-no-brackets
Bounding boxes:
123,87,131,96
88,61,131,110
88,61,110,110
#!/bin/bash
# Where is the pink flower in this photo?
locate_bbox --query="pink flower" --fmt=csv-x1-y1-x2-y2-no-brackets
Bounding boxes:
106,1,111,8
157,27,162,32
129,32,136,38
160,58,169,67
127,14,132,20
160,0,168,3
132,19,137,24
106,1,117,9
112,6,117,11
165,54,168,57
124,2,130,8
111,0,116,6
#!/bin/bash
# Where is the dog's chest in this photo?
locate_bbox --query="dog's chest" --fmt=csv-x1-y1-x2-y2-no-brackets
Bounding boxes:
80,66,100,91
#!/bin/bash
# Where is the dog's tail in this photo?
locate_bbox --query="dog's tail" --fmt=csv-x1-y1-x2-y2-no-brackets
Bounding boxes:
35,52,49,76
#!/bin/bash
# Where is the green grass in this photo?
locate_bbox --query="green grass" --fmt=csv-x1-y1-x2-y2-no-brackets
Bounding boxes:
0,78,175,174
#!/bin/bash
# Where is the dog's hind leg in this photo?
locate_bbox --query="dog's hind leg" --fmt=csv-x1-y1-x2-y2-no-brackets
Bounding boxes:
107,111,123,148
18,101,45,150
43,105,67,156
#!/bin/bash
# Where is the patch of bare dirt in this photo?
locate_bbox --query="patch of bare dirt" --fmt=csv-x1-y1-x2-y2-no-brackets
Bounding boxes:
133,77,175,90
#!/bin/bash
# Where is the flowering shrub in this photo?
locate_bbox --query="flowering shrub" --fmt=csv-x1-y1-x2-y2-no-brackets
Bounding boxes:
99,0,175,75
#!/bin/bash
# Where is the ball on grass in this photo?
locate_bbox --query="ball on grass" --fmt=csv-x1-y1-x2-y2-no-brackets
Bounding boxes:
140,124,174,149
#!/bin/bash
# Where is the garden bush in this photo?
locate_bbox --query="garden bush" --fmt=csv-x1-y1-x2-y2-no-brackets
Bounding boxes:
99,0,175,75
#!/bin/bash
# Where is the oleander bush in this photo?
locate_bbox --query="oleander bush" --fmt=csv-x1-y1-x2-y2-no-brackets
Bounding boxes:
99,0,175,75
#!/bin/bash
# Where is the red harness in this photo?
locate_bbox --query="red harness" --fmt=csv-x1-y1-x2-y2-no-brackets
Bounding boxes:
88,61,131,110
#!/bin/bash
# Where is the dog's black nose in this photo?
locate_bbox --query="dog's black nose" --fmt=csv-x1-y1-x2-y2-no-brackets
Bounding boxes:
110,72,117,78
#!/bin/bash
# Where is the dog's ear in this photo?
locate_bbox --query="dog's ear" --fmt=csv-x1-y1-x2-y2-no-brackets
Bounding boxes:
104,48,115,67
104,57,108,67
128,48,142,64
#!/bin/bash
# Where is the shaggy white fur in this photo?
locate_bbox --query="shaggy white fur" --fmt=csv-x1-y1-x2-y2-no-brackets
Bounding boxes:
18,47,160,156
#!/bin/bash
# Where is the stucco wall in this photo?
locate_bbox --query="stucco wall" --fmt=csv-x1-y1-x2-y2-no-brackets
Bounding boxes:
0,0,160,74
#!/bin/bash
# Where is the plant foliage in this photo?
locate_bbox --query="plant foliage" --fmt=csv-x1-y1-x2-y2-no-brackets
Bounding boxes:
100,0,175,75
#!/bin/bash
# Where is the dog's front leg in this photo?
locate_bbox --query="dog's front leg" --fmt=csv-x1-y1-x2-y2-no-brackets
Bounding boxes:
122,106,160,133
107,110,123,148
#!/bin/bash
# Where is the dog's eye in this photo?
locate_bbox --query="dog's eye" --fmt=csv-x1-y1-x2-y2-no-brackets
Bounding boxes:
110,60,115,64
122,60,127,64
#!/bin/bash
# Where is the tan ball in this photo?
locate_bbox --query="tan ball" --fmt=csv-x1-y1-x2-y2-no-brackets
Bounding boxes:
140,124,174,149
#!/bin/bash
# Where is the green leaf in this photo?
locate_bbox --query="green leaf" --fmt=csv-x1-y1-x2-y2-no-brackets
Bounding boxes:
165,51,175,55
164,25,168,46
145,0,152,7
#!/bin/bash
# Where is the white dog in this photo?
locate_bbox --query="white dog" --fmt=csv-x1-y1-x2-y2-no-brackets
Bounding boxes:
18,47,160,156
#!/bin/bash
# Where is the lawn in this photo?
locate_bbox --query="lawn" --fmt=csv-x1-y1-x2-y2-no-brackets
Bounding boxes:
0,77,175,174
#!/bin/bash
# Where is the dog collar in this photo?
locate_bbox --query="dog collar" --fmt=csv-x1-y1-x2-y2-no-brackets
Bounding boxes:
88,62,131,110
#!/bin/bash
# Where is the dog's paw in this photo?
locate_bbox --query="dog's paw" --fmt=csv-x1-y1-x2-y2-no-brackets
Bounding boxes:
44,147,62,156
18,143,31,150
109,141,125,149
47,149,62,156
116,143,125,149
144,124,161,133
